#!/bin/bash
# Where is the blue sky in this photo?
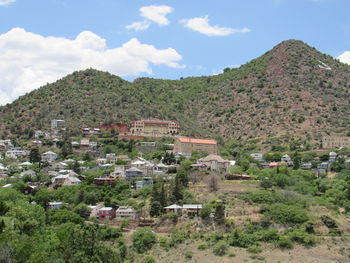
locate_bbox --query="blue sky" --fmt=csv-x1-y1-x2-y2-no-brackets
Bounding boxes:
0,0,350,105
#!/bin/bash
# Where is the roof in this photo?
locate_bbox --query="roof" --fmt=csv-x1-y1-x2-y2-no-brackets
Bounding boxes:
43,151,57,155
99,207,113,211
65,176,81,183
117,206,136,212
198,154,229,163
182,204,203,209
177,137,217,145
20,161,32,166
164,204,182,209
126,167,143,172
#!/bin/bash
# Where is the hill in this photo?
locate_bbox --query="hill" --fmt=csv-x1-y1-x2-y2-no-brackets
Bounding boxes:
1,39,350,140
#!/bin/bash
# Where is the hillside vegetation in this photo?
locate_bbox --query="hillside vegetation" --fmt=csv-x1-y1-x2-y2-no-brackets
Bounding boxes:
1,39,350,140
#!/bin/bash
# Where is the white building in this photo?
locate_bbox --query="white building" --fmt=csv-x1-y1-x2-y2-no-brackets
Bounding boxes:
42,151,58,163
48,202,63,209
51,119,65,129
5,148,28,159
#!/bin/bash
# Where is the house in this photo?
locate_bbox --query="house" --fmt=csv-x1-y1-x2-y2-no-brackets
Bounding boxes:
174,137,217,155
81,127,102,136
136,177,153,189
345,159,350,168
0,140,13,150
322,136,350,149
164,204,202,216
329,152,337,162
97,158,108,165
19,161,32,169
250,153,264,162
300,162,312,170
125,167,144,181
98,207,116,220
50,162,68,171
5,147,28,159
115,206,138,220
20,170,36,178
153,162,171,175
48,202,63,209
129,120,180,136
51,119,65,129
269,162,279,168
116,155,131,162
197,154,230,173
63,176,81,186
23,185,37,195
0,164,7,179
182,204,203,216
281,154,293,166
110,169,125,179
52,174,80,185
42,151,58,163
80,138,90,148
94,177,116,187
106,153,116,161
88,204,103,218
34,130,45,139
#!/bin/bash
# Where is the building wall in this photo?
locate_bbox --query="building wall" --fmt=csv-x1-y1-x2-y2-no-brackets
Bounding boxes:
174,140,217,154
129,120,180,135
322,136,350,149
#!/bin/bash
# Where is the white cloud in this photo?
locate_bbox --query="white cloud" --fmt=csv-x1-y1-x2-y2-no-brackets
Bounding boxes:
0,28,184,105
126,20,151,32
338,51,350,65
0,0,15,6
139,5,173,26
180,15,250,37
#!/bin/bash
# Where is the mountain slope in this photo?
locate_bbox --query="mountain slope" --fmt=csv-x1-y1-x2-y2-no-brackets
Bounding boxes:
1,40,350,140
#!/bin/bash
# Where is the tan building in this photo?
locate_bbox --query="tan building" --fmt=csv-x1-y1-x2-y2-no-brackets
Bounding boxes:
322,136,350,149
129,120,180,136
174,137,217,154
197,154,230,173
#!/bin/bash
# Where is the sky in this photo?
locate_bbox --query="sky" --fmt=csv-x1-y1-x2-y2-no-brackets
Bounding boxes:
1,0,350,105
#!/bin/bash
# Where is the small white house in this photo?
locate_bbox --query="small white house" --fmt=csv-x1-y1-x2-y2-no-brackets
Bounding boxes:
42,151,58,163
5,148,28,159
48,202,63,209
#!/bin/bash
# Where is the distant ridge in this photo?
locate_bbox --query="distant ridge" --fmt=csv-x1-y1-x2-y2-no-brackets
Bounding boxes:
1,39,350,140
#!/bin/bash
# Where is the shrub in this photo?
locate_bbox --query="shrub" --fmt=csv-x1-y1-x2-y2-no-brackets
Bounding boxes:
286,229,316,247
144,255,155,263
228,229,258,248
245,190,281,204
262,203,308,224
228,251,236,257
184,250,193,259
212,240,228,256
277,236,293,249
132,227,157,253
247,245,263,254
197,243,207,250
320,215,338,229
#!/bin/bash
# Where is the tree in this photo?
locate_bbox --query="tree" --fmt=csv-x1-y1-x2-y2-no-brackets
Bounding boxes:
292,152,301,170
29,148,41,164
61,141,72,158
207,174,219,192
0,219,5,233
72,160,81,174
172,175,183,202
214,202,225,224
74,203,92,219
132,227,157,253
150,201,162,217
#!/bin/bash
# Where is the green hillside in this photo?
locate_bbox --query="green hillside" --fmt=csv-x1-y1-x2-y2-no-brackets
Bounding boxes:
1,39,350,140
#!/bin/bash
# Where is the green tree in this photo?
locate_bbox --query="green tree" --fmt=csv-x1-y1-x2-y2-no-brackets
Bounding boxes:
74,203,92,219
132,227,157,253
29,148,41,164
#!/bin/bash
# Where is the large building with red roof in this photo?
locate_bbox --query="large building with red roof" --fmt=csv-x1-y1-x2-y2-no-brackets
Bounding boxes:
174,137,217,154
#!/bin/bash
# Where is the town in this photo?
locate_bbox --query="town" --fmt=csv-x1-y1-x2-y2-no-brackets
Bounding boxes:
1,118,350,262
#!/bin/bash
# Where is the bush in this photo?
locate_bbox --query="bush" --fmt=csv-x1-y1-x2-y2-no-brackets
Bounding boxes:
132,227,157,253
228,251,236,257
144,255,155,263
286,229,316,247
212,240,228,256
184,250,193,259
228,229,258,248
277,236,293,249
262,203,308,224
320,215,337,229
247,245,263,254
197,243,207,250
245,190,280,204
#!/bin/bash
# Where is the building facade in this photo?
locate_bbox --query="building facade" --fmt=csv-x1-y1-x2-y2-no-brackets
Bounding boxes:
174,137,217,154
322,136,350,149
129,120,180,136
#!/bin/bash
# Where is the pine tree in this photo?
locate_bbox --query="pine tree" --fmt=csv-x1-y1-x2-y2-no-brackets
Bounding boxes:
29,148,41,164
172,175,183,202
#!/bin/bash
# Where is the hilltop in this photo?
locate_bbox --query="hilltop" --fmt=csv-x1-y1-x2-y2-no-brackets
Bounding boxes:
1,39,350,140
